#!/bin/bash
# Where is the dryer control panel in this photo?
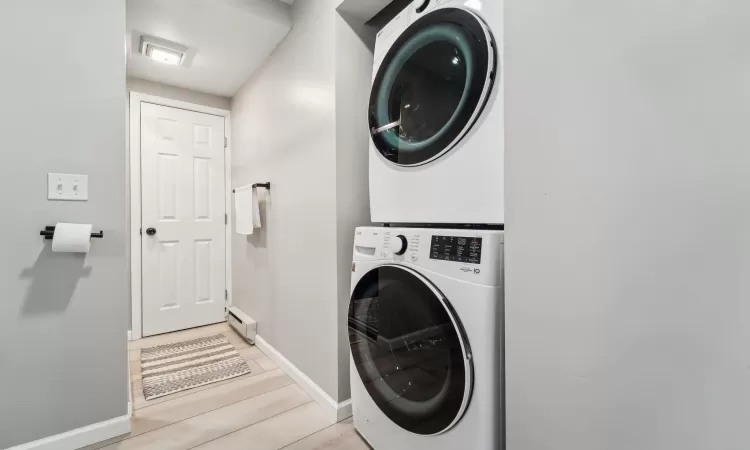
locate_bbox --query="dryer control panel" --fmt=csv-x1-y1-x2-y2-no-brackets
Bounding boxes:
352,226,504,286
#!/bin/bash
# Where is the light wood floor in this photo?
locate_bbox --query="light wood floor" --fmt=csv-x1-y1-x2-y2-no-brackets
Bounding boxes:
84,323,369,450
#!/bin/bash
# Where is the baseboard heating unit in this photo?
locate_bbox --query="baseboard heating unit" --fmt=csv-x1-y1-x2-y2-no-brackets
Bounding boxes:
227,306,257,344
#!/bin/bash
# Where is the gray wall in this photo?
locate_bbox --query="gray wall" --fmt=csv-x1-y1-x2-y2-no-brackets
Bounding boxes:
231,0,341,400
334,12,376,401
0,0,129,448
127,76,231,110
505,0,750,449
231,0,375,402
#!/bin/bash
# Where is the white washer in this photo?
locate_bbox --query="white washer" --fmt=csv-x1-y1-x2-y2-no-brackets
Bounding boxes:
349,226,504,450
369,0,504,225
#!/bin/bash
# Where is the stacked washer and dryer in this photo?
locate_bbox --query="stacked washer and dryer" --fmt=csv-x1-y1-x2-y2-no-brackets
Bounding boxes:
348,1,505,449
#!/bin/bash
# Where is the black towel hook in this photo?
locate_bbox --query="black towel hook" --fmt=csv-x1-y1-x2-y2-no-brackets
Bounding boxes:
233,182,271,193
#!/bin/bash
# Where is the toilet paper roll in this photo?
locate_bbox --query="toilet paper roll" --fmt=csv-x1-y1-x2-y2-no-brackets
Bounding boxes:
51,223,93,253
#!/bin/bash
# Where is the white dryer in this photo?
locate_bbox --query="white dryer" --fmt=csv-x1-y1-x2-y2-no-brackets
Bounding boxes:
368,0,504,225
349,226,504,450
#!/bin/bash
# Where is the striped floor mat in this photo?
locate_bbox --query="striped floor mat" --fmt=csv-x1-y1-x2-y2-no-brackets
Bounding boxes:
141,333,252,400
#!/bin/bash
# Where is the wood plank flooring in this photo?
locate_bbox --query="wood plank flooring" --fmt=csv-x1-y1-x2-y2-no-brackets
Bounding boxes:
85,323,368,450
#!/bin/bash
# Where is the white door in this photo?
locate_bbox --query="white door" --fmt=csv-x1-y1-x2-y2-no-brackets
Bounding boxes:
141,102,227,337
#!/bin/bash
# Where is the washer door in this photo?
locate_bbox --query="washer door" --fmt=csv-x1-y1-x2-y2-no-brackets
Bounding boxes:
369,8,496,166
348,265,473,435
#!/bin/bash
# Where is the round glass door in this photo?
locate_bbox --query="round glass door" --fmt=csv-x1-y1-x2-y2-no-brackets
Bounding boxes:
348,265,472,435
369,8,496,166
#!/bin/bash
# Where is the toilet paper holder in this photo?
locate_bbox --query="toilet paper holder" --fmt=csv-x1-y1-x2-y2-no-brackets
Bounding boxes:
40,226,103,240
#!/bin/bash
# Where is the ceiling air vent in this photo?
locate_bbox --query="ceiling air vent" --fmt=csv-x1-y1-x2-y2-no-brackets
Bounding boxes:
139,35,188,66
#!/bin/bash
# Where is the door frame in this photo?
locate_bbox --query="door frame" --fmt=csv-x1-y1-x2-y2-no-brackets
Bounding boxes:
128,92,233,340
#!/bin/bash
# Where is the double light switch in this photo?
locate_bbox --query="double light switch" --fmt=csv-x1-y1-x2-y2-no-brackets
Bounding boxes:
48,173,88,201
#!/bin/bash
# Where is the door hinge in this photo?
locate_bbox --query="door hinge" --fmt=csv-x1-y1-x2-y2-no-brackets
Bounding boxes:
224,136,228,148
225,213,228,225
139,228,142,236
225,290,228,301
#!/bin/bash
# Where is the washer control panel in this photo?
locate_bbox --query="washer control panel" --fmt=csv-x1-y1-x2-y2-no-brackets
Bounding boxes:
353,227,503,286
429,235,483,264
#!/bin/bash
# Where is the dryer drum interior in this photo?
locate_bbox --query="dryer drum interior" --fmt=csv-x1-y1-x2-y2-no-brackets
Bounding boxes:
369,8,497,166
348,265,473,435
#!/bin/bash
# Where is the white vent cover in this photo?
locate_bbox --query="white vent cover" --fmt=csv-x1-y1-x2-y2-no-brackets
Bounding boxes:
139,35,188,66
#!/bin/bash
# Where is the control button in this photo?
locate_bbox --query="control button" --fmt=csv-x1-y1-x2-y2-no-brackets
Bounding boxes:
411,253,419,262
391,235,408,255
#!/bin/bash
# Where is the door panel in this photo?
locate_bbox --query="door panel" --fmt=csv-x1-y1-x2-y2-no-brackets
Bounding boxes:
348,265,472,435
141,102,226,337
369,8,496,166
195,239,212,303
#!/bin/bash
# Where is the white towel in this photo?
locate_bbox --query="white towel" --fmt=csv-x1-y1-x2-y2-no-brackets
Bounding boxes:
234,185,261,235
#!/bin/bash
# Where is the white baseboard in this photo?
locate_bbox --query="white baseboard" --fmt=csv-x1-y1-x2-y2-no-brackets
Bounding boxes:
7,415,131,450
255,335,352,424
337,399,353,421
127,332,133,418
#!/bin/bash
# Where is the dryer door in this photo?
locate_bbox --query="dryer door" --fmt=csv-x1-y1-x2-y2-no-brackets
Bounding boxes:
348,265,473,435
369,7,497,166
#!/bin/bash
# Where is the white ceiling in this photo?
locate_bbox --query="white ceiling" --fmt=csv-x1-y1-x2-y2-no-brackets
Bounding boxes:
127,0,292,97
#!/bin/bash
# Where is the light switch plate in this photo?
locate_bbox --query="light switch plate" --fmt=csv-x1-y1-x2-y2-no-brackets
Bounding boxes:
48,173,88,201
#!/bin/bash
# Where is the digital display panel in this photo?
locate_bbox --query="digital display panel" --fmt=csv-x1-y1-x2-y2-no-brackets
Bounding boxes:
430,235,482,264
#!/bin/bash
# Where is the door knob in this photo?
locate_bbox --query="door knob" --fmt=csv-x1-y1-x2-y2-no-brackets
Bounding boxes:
146,227,157,236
